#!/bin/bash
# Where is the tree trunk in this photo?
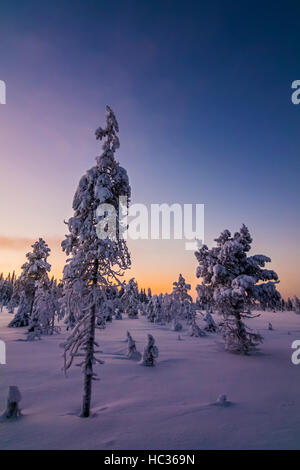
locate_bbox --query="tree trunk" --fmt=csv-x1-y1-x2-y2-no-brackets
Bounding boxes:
81,260,98,418
29,288,36,318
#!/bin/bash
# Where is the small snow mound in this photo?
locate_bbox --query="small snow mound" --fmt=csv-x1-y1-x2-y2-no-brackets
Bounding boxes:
0,386,22,421
211,394,232,407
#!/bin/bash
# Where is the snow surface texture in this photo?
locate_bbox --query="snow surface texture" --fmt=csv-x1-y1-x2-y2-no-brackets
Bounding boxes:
1,308,300,449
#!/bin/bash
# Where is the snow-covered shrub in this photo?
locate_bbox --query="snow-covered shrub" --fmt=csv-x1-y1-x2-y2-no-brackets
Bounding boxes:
213,394,231,407
203,310,218,332
1,386,22,420
115,308,122,320
189,318,206,337
195,224,280,354
172,319,183,332
126,331,141,360
146,297,157,323
7,275,21,314
141,334,159,367
26,317,42,341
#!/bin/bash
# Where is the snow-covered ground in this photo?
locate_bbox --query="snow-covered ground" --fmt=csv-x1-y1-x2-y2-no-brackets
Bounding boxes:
0,308,300,450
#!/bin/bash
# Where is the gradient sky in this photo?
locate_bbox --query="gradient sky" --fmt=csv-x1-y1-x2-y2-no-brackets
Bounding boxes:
0,0,299,298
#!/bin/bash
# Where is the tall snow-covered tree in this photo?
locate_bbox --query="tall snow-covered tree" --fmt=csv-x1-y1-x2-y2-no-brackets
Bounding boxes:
195,224,280,354
8,239,51,328
61,106,131,417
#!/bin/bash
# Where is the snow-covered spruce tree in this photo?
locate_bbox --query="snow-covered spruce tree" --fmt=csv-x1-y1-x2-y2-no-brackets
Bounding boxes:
0,274,3,309
141,334,159,366
7,275,21,314
8,239,51,328
139,288,148,304
160,293,176,324
111,286,124,319
31,277,61,336
292,296,300,314
195,224,280,354
146,296,156,322
122,278,139,318
61,106,131,418
146,294,165,323
196,283,214,312
189,317,206,337
115,308,122,320
0,272,16,311
172,274,192,306
137,302,146,316
172,274,193,322
153,294,165,324
26,316,42,341
102,286,118,322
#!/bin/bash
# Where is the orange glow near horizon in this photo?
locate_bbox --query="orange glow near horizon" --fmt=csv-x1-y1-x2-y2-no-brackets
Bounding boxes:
0,235,298,301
